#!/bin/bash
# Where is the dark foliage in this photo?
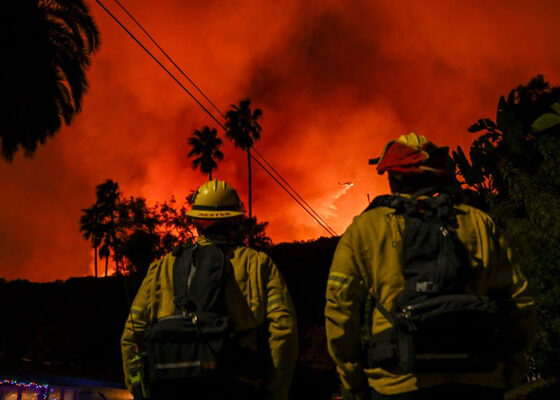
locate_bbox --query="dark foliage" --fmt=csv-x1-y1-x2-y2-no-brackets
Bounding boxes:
225,98,262,150
237,216,273,251
79,207,103,278
81,180,278,279
0,0,99,161
267,237,340,399
80,181,194,278
453,75,560,379
268,237,339,330
0,277,128,381
80,179,120,277
187,126,224,180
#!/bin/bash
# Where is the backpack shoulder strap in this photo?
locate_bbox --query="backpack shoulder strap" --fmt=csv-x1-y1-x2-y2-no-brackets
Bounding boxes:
422,193,454,219
363,194,408,214
173,243,196,312
173,242,228,314
189,244,226,313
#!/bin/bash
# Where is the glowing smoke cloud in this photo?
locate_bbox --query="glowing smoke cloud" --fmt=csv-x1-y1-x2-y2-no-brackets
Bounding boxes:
1,0,560,281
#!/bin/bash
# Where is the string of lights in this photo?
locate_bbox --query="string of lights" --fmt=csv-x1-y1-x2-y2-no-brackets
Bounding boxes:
95,0,338,237
0,379,52,400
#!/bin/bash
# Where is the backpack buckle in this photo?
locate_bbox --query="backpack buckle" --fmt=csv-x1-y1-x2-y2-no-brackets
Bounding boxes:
182,310,199,326
398,306,415,331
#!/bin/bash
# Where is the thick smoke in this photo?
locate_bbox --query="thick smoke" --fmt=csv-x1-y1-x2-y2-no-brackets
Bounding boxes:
0,0,558,281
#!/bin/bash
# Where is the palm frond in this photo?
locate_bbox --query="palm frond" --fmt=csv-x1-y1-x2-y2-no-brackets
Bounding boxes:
0,0,100,161
187,126,223,177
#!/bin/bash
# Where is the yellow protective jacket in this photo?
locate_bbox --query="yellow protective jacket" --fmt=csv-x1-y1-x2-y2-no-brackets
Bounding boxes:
325,198,535,396
121,237,298,400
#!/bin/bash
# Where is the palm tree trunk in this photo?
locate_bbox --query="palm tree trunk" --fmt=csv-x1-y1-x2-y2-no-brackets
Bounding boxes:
94,243,98,278
105,256,109,277
247,148,252,219
209,170,213,181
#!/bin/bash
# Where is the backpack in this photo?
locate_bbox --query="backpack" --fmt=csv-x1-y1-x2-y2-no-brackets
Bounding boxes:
365,192,501,373
143,242,232,384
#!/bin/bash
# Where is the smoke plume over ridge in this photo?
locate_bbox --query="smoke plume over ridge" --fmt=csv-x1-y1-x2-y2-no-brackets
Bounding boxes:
1,0,559,281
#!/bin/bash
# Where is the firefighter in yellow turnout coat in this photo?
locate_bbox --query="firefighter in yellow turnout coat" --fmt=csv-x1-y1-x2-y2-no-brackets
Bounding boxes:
325,134,534,399
122,180,298,400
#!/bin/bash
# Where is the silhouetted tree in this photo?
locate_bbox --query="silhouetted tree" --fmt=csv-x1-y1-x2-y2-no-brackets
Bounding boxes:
116,197,159,276
452,75,560,379
117,196,198,276
79,206,102,278
81,181,198,278
237,216,272,251
120,230,160,277
225,98,262,218
187,126,224,180
155,197,194,251
79,180,121,277
1,0,99,161
99,243,110,278
96,180,121,275
80,180,120,277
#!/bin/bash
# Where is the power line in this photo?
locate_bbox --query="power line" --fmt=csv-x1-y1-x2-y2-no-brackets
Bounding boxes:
97,0,335,236
95,0,338,237
94,0,226,130
111,0,227,120
252,147,337,235
250,154,337,237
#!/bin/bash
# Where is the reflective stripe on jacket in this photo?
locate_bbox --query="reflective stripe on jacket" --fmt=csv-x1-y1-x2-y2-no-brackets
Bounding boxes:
121,237,298,400
325,200,535,396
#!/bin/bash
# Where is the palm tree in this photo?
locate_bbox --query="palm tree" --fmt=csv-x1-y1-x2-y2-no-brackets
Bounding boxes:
96,180,121,275
99,242,110,278
1,0,100,161
79,206,103,278
80,180,121,277
187,126,224,180
225,98,262,218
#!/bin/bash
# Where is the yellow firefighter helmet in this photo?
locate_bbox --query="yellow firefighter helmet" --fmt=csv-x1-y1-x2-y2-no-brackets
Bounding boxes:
187,180,244,219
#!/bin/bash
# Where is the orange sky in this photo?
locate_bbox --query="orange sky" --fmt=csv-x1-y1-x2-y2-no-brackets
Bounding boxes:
1,0,559,281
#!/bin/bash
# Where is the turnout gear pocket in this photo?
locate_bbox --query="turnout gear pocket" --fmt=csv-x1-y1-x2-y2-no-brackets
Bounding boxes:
392,295,501,373
144,312,231,382
368,297,501,374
